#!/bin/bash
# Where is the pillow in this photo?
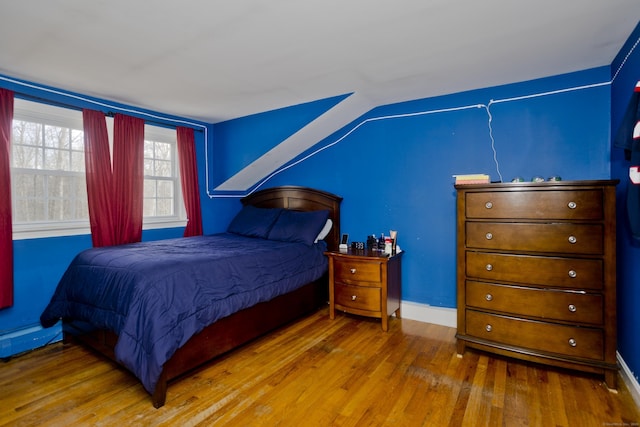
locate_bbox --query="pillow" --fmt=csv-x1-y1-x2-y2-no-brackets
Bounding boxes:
314,218,333,243
227,205,283,239
268,209,330,246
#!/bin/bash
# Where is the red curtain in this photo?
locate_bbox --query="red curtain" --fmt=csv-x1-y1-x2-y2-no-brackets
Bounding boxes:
83,109,116,247
177,127,203,237
83,110,144,247
0,89,14,309
113,113,144,244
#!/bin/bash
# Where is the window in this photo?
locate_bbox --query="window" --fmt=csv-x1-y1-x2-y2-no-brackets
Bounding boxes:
12,118,88,224
11,99,186,239
143,126,184,224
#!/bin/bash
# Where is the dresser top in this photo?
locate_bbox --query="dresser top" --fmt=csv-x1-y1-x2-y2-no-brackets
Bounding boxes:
454,179,619,190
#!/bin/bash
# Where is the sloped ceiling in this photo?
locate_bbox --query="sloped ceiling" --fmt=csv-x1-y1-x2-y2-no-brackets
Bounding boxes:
1,2,639,192
1,1,639,124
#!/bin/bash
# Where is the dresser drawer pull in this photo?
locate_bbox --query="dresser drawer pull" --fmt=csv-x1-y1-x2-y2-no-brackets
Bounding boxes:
568,304,577,312
485,232,493,240
568,338,577,347
351,295,357,301
485,201,493,209
568,269,577,278
485,264,493,271
568,235,577,244
485,293,493,301
485,324,492,332
568,201,577,209
350,268,357,274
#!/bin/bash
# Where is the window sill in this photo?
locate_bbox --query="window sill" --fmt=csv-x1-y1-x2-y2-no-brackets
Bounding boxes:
12,218,188,240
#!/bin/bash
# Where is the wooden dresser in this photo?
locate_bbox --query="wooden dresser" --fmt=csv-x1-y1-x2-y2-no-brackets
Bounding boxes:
455,180,618,388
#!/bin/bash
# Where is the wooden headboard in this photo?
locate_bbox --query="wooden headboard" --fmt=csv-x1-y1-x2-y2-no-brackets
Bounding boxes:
241,186,343,250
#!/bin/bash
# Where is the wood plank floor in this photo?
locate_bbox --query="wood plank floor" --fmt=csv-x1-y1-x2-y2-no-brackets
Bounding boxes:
1,307,639,426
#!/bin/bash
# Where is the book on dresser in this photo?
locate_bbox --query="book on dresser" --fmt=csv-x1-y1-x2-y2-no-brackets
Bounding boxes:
454,179,619,389
453,174,490,185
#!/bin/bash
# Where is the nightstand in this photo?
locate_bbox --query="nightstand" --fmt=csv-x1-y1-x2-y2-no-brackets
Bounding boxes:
325,249,403,331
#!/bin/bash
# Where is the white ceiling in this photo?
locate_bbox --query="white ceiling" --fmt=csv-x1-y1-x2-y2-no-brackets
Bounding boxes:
1,1,639,124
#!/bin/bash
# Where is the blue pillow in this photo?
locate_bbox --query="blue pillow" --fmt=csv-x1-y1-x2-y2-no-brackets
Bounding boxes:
267,209,330,246
227,205,283,239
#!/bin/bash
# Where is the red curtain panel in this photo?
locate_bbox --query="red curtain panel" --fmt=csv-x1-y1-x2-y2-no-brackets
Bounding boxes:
0,89,14,309
82,109,116,247
113,113,144,244
177,127,203,237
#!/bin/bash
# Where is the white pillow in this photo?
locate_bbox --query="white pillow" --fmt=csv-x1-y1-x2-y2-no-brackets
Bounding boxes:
314,218,333,243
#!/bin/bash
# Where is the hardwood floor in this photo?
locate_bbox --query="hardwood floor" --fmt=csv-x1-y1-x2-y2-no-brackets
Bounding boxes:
1,307,639,426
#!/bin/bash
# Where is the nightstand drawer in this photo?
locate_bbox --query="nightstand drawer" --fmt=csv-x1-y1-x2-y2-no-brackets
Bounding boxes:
334,259,382,284
334,283,381,312
466,281,603,325
465,189,603,220
465,222,604,254
466,310,603,360
466,252,603,290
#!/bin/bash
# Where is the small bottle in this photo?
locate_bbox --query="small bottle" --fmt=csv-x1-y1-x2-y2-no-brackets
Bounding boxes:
384,237,392,254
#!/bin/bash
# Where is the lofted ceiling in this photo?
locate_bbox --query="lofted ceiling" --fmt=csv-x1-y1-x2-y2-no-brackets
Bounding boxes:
1,1,639,125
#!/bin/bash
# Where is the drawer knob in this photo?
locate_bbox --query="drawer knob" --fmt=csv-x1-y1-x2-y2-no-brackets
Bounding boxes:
485,201,493,209
568,201,577,209
485,324,492,332
350,268,356,274
568,235,577,244
568,338,577,347
351,295,357,301
485,264,493,271
568,269,577,278
485,293,493,301
485,232,493,240
568,304,577,312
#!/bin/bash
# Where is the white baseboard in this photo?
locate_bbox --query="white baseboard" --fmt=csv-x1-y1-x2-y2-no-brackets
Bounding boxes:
618,351,640,410
400,300,457,328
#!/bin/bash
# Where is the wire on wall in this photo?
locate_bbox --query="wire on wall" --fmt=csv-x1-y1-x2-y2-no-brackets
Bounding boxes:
229,32,640,196
612,35,640,83
236,79,612,195
483,102,503,183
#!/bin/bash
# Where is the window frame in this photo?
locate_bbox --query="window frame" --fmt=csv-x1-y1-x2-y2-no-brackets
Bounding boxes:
11,99,186,240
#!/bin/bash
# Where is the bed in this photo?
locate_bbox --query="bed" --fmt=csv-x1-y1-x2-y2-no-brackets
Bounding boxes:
40,186,342,408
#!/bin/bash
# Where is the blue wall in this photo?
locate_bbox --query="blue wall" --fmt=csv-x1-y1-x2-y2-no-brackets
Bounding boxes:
611,22,640,384
213,68,612,308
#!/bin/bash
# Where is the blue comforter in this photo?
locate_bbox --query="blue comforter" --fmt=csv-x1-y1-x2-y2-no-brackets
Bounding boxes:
40,233,328,394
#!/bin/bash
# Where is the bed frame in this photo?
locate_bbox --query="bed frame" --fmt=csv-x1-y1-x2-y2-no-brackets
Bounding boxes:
62,186,342,408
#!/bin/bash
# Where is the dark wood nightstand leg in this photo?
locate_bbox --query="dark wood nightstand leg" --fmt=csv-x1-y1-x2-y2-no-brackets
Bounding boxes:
456,340,466,356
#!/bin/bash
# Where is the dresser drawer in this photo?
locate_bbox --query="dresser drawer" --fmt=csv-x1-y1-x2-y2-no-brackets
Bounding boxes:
465,190,603,220
466,310,603,360
334,283,381,312
465,222,604,254
466,252,603,290
334,259,382,284
466,281,604,325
